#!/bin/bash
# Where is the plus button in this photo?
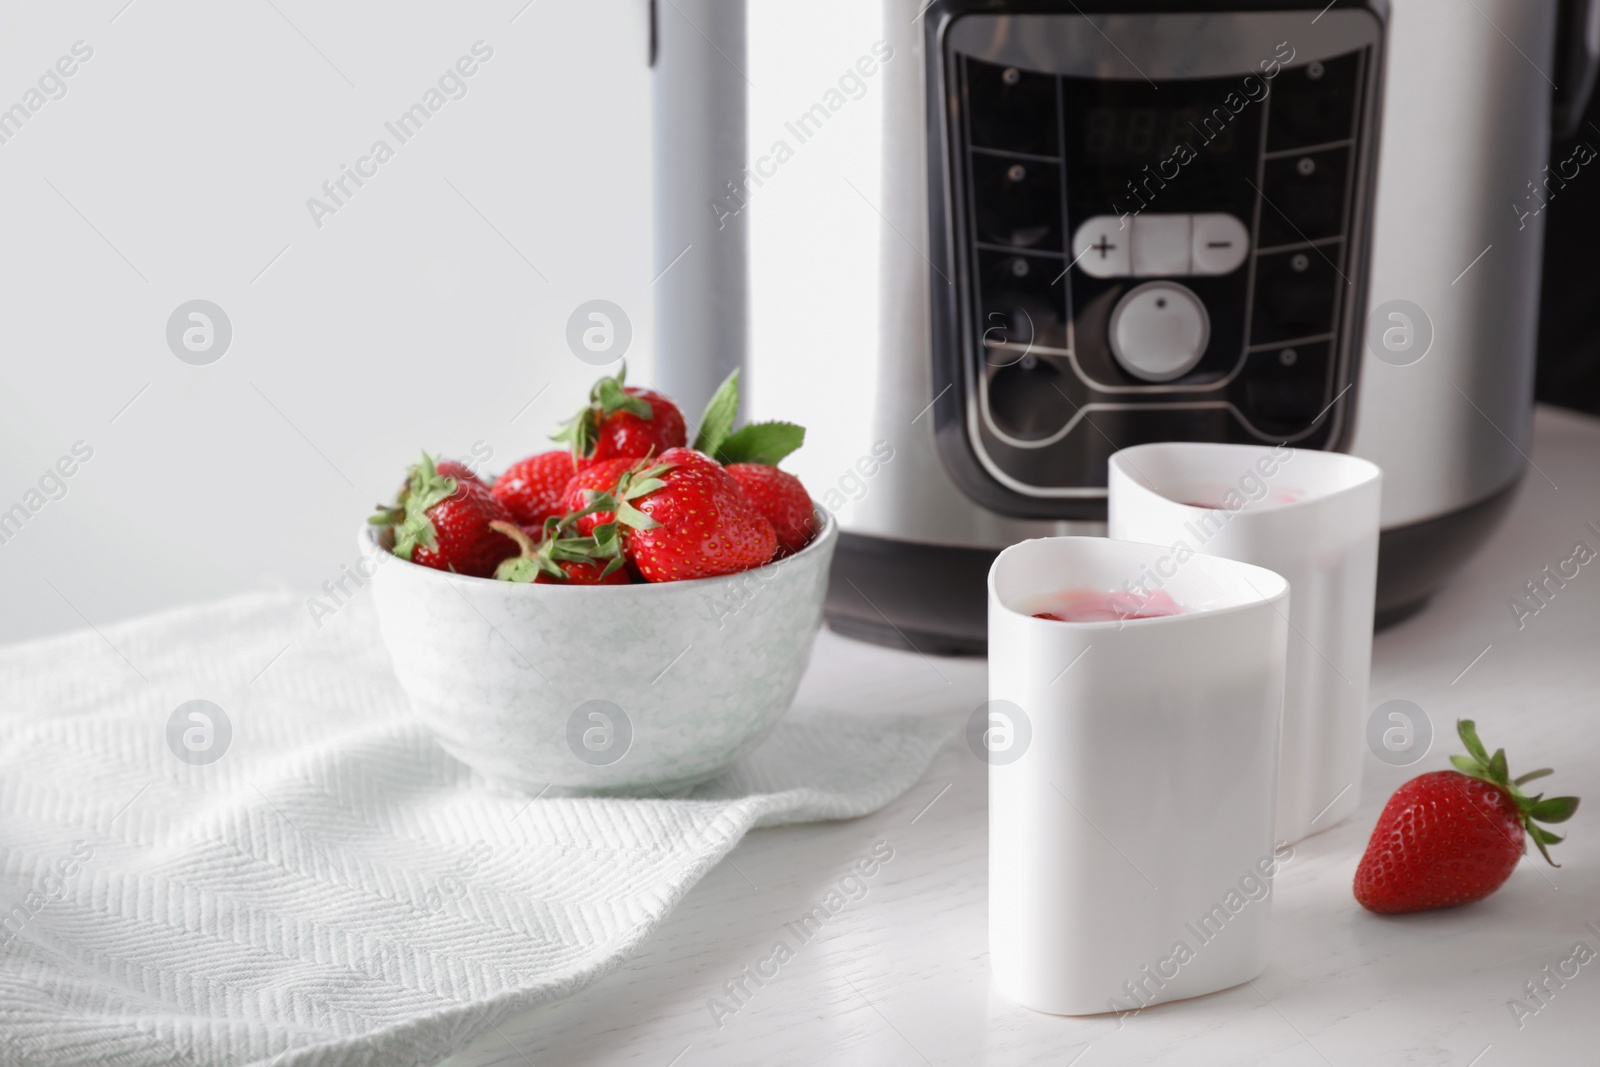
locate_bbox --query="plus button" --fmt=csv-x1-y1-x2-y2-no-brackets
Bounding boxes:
1071,216,1131,278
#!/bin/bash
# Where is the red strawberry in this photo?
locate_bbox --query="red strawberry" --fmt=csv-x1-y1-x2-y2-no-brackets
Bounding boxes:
1353,720,1579,914
541,559,630,585
561,457,646,536
602,447,776,582
371,455,518,578
436,460,486,488
493,450,579,528
555,365,686,467
725,463,816,556
490,521,629,585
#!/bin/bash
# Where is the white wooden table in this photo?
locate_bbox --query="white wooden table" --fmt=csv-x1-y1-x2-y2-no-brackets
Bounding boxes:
445,405,1600,1067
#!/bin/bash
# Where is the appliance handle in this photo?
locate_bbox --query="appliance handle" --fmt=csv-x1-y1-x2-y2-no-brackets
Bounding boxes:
1553,0,1600,137
648,0,750,419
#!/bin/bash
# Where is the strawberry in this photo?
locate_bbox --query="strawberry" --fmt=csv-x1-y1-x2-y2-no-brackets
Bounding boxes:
561,456,647,536
1353,720,1579,914
598,447,777,582
371,454,518,578
490,521,629,585
493,450,579,527
436,460,486,488
543,559,630,584
726,463,816,556
554,364,686,467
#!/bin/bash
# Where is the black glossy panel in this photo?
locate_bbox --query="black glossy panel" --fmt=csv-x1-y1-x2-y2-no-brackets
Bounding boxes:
978,249,1069,351
972,153,1063,250
966,57,1060,157
1250,245,1343,344
1235,340,1331,435
1267,51,1361,152
986,355,1075,440
1259,147,1349,247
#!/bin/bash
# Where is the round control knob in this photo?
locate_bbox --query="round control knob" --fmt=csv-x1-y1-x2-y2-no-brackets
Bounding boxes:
1107,281,1210,382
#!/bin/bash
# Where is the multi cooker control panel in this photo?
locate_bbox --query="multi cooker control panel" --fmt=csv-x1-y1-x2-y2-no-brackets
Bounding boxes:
927,7,1383,513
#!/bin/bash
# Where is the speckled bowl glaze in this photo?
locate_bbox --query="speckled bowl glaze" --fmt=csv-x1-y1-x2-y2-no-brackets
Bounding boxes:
364,511,837,794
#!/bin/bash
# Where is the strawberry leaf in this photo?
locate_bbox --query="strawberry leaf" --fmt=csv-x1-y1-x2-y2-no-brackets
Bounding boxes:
692,369,741,457
1529,796,1580,824
593,373,652,420
627,477,667,497
1531,835,1557,865
1457,720,1490,766
715,421,805,465
388,453,456,561
614,499,659,530
1514,768,1555,786
592,522,622,554
1449,755,1482,774
554,365,650,459
551,410,599,457
496,555,547,582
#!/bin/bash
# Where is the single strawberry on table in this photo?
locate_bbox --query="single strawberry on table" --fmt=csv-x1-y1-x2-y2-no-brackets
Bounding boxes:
554,364,686,467
370,454,518,578
592,447,777,582
1353,720,1579,914
492,450,579,527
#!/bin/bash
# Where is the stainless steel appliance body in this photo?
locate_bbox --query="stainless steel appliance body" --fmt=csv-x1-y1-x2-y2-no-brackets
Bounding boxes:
652,0,1598,652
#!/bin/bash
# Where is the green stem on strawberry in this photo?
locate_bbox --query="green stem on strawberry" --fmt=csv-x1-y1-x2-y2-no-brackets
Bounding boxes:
1449,719,1580,866
582,461,670,533
369,452,459,561
552,362,654,460
490,518,628,583
489,481,643,582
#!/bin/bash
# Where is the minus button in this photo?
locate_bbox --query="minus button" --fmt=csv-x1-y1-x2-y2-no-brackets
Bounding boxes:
1191,214,1251,275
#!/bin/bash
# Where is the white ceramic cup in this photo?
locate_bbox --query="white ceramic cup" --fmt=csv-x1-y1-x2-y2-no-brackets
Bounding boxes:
1107,443,1382,844
986,536,1289,1016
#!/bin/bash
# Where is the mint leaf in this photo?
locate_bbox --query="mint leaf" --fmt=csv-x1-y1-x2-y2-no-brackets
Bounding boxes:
692,369,741,456
715,421,805,465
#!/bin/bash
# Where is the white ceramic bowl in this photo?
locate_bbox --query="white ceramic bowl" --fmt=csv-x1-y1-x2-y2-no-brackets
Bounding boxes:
364,512,837,793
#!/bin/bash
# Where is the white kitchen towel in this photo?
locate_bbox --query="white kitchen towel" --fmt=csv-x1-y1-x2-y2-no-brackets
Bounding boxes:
0,593,950,1067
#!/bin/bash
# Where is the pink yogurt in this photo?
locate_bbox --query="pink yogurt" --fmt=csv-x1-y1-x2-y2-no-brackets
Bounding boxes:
1028,587,1185,623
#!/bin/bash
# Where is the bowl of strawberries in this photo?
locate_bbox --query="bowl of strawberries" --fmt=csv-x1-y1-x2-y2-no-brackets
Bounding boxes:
364,369,836,794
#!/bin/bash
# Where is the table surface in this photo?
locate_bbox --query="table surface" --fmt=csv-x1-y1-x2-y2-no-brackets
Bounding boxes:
444,405,1600,1067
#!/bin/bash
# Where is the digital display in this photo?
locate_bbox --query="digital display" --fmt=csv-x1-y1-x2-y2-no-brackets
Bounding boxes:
1082,106,1238,161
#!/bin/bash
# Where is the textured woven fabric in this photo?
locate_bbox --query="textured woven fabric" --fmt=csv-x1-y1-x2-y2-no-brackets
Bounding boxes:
0,594,949,1067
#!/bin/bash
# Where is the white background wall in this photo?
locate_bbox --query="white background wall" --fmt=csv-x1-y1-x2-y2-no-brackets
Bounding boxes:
0,0,887,647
